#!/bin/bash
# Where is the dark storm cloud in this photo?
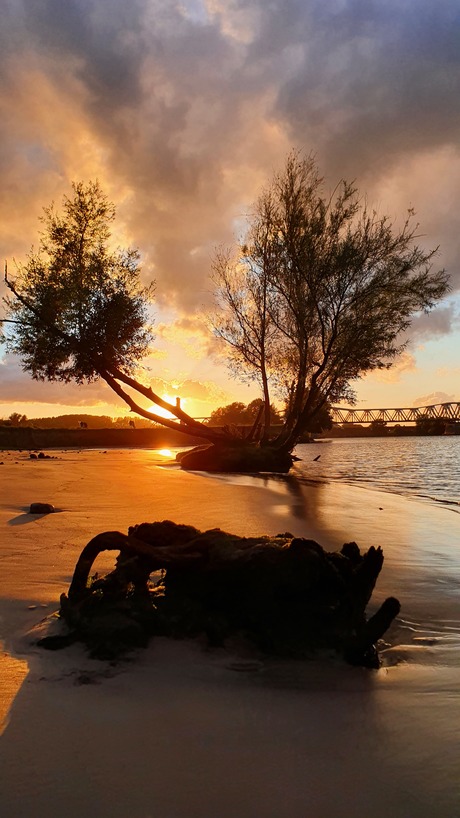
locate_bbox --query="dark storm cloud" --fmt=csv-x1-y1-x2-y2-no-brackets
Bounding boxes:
1,0,459,393
23,0,147,108
268,0,460,168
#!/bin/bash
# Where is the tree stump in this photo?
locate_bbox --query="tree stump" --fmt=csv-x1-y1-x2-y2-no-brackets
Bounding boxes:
39,520,400,667
177,444,294,473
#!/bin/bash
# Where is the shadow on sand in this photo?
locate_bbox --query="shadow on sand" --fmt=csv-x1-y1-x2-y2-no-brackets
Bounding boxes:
7,508,64,526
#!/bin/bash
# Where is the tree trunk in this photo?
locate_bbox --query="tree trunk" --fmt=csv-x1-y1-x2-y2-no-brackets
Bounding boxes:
261,366,272,444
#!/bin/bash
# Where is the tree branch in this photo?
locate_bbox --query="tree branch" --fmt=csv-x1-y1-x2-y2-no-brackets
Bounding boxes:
98,367,228,444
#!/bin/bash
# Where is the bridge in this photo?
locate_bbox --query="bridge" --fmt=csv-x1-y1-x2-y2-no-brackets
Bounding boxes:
329,402,460,425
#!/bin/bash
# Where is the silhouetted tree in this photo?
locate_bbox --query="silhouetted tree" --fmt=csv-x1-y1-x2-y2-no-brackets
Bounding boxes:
369,419,389,436
8,412,28,426
247,398,282,425
207,399,282,427
304,405,333,434
212,152,449,458
415,417,446,435
1,168,451,473
2,182,228,445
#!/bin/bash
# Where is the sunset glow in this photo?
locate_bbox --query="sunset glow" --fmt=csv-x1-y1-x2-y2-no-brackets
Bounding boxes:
0,0,458,418
1,5,460,813
147,396,187,420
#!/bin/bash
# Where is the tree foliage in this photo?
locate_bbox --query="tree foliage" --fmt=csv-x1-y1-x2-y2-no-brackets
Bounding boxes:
2,183,228,444
1,167,451,470
207,399,282,427
415,417,446,435
303,405,333,434
4,182,153,383
1,412,29,427
212,152,449,451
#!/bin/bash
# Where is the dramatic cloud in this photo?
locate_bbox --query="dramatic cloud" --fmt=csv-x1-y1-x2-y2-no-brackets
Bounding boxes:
3,1,459,296
155,317,214,359
413,391,458,407
1,0,459,410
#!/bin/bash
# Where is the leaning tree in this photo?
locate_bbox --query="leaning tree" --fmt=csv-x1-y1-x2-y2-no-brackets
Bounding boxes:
1,181,230,447
208,152,449,467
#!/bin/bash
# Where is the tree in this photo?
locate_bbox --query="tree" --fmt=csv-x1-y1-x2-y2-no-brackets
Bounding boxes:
212,152,449,458
369,419,389,436
1,168,451,474
211,239,278,441
247,398,282,425
304,405,333,434
207,399,282,427
1,182,228,446
8,412,28,427
208,401,248,426
415,417,446,435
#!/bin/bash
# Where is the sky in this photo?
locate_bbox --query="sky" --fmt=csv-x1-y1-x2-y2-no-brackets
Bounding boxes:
0,0,459,421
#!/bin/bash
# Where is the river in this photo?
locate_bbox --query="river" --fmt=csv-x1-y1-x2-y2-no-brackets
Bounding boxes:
294,435,460,508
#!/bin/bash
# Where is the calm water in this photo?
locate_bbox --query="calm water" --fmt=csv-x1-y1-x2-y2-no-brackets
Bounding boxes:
294,436,460,510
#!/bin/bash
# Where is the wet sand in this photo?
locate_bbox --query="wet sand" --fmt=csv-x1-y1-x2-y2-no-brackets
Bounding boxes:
0,449,459,817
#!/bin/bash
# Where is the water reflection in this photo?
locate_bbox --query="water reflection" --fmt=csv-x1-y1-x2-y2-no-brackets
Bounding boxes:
200,470,327,528
294,436,460,508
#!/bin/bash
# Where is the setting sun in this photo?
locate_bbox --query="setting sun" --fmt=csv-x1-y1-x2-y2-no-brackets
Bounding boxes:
147,395,187,419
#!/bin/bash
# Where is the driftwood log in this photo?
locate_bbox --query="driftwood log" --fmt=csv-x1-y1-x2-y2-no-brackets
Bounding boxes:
39,521,400,668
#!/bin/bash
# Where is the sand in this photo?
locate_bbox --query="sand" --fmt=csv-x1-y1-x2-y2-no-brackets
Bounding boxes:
1,449,459,817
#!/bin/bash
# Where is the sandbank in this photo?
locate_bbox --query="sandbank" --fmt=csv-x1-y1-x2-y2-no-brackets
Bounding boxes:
0,449,459,817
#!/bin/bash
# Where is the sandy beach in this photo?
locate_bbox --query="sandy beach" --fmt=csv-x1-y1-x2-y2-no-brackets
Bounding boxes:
1,448,459,817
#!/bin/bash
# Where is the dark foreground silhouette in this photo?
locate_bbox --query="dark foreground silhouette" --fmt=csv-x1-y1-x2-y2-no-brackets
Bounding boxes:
39,521,400,668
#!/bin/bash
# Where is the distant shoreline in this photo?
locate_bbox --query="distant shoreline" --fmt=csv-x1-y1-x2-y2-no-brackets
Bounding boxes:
1,424,453,450
0,426,206,451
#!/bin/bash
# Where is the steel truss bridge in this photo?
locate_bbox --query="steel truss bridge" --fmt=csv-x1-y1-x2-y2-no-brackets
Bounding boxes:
330,402,460,425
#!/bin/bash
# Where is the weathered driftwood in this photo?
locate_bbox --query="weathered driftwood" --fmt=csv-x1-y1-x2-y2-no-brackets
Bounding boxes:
39,521,400,667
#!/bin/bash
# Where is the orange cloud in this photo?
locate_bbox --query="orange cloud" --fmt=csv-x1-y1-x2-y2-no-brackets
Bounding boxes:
155,317,214,360
369,352,417,383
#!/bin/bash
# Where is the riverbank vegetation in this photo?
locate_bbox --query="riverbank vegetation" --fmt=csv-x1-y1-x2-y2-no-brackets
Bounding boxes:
0,412,159,430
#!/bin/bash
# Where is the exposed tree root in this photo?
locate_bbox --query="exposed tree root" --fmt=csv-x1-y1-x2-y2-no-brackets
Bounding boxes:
39,521,400,668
